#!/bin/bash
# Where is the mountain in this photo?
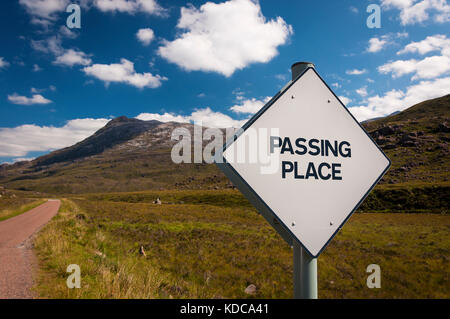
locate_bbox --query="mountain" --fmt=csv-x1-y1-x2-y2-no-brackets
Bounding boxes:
0,95,448,194
35,116,162,166
0,118,229,193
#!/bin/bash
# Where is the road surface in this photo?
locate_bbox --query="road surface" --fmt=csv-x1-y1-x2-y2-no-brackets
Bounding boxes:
0,200,60,299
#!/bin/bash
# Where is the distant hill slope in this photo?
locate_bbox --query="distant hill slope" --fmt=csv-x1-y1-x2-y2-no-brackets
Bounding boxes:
365,94,449,126
363,94,449,186
0,95,448,194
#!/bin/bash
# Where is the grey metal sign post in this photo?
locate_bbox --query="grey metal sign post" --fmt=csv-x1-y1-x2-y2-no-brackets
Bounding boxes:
215,61,391,300
291,62,318,299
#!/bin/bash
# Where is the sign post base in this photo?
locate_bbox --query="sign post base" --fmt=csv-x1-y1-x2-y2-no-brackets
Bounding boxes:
293,240,318,299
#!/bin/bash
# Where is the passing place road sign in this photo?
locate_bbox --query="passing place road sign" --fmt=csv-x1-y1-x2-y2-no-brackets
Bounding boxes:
216,67,390,257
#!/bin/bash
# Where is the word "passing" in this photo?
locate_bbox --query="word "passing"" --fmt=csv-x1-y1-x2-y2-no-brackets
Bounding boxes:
270,136,352,181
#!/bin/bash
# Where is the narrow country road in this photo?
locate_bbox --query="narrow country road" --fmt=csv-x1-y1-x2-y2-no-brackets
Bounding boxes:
0,200,60,299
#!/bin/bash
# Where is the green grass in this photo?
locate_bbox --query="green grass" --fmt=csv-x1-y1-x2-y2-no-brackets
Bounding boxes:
85,186,449,214
34,190,449,299
34,199,201,298
0,198,46,222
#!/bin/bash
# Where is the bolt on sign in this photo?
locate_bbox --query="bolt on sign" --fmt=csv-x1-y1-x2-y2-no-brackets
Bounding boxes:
216,66,390,257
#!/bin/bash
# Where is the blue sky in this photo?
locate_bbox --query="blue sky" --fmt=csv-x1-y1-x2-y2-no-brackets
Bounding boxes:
0,0,449,163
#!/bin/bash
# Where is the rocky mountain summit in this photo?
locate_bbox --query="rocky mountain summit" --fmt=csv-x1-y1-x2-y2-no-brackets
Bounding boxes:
35,116,163,166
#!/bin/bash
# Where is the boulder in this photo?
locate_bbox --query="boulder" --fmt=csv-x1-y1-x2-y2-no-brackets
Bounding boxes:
400,133,416,142
383,144,396,150
437,122,450,133
244,284,257,295
401,140,418,147
94,250,106,259
75,213,86,220
377,125,396,136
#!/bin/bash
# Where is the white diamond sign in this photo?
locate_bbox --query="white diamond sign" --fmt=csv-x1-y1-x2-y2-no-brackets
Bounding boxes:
216,67,390,257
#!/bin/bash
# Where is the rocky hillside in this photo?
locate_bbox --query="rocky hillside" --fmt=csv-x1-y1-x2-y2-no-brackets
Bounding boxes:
0,119,230,193
0,95,448,194
35,116,163,166
364,94,449,185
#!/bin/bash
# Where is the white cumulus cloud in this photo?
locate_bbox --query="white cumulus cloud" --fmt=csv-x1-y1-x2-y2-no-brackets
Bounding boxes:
0,57,9,69
381,0,450,25
229,96,271,114
136,28,155,46
189,107,247,128
356,87,368,97
7,93,53,105
338,96,352,105
332,83,341,89
379,34,450,80
367,37,388,53
378,55,450,80
59,25,79,39
136,112,190,123
0,118,109,157
32,64,42,71
31,36,93,67
397,34,450,55
31,36,63,55
83,58,167,88
349,6,359,14
94,0,165,15
366,32,408,53
346,68,367,75
20,0,166,24
53,49,92,66
157,0,293,77
136,107,246,128
19,0,69,25
349,76,450,121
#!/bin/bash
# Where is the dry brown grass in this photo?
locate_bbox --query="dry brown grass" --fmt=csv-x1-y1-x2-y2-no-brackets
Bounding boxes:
34,192,449,298
34,199,197,298
0,198,46,222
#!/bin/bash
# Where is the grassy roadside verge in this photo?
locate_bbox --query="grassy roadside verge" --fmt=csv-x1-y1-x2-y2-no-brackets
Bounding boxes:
33,193,449,299
85,184,450,214
33,199,195,298
0,199,46,222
